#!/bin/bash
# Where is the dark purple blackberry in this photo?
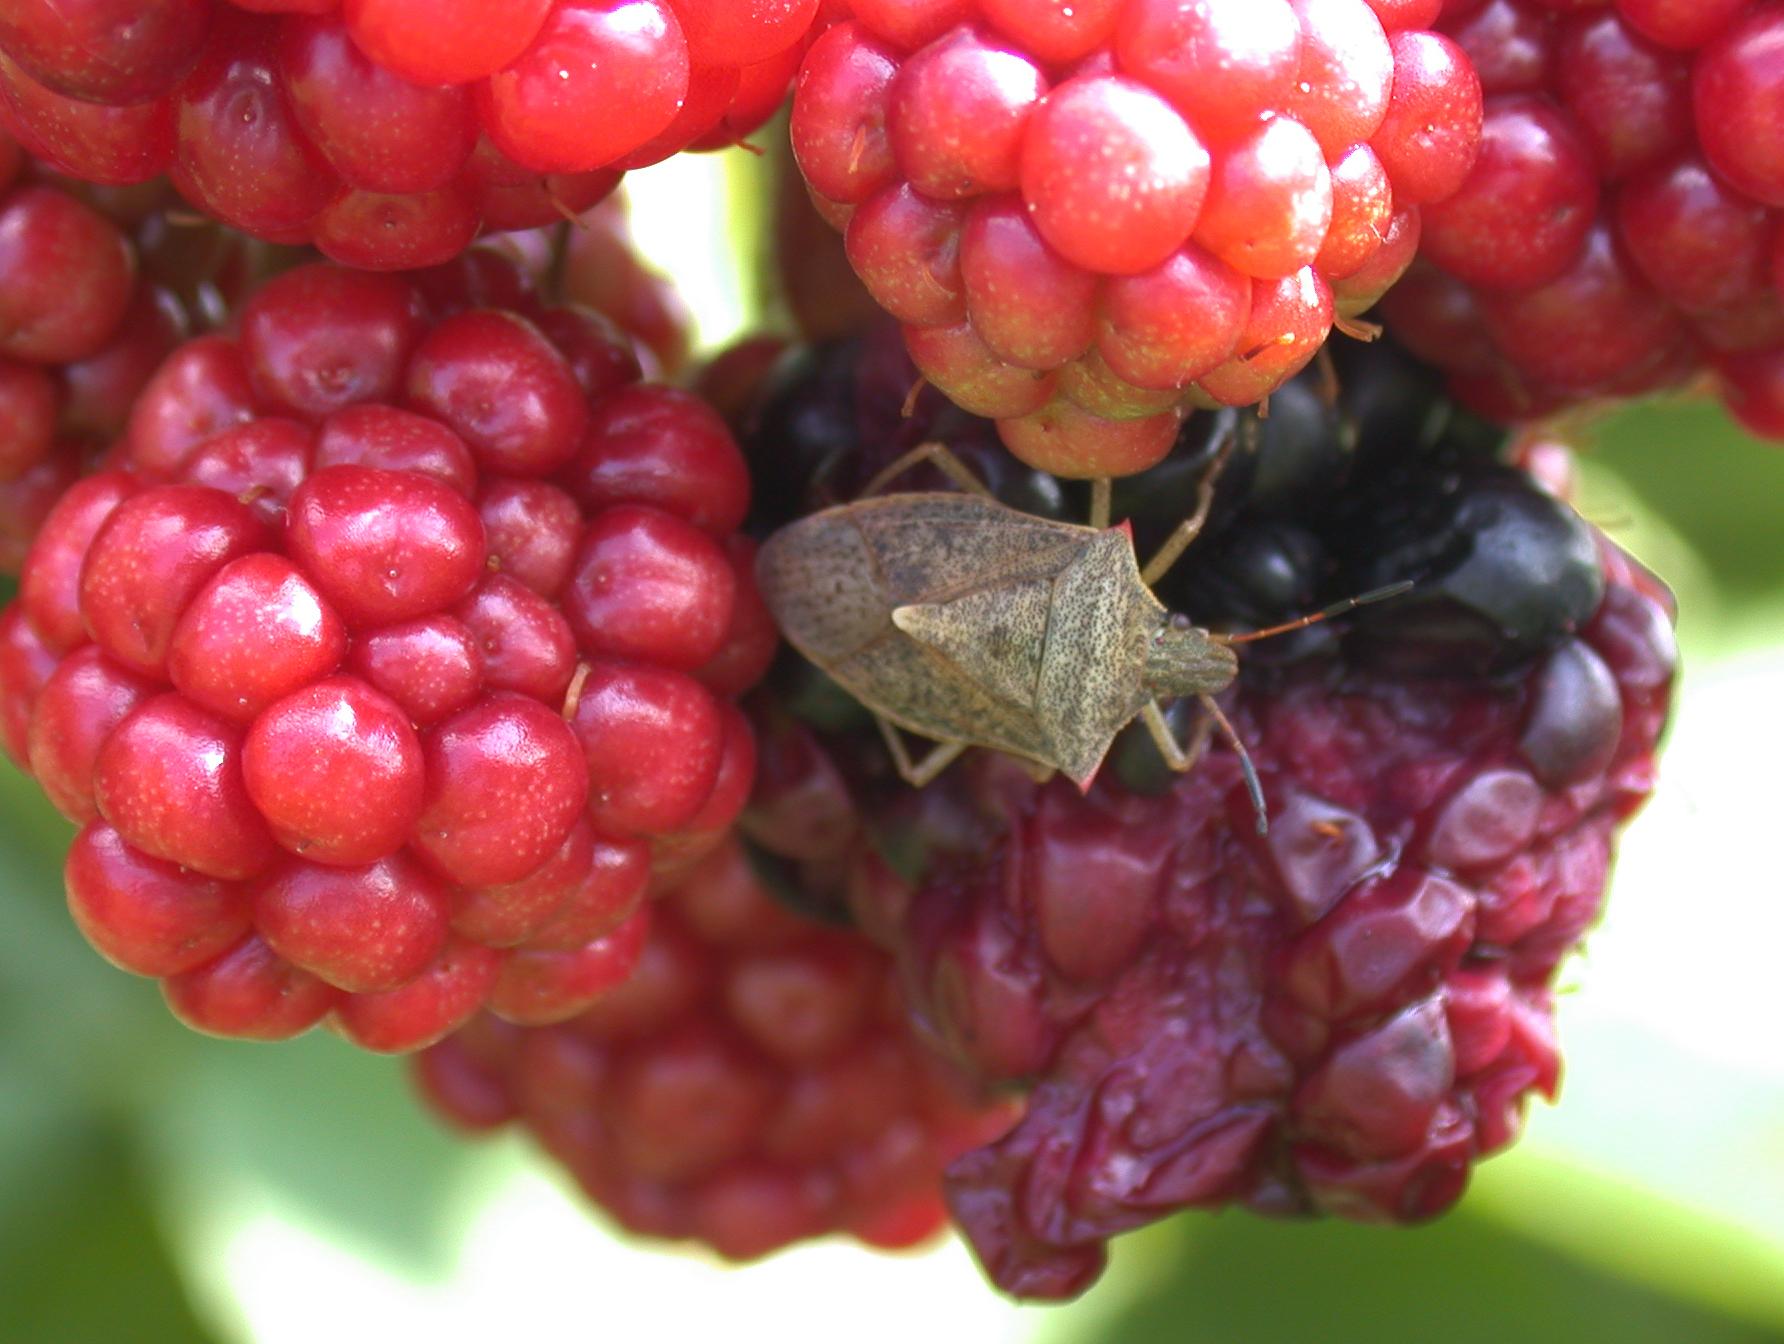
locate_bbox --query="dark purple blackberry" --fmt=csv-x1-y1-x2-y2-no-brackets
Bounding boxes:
1333,463,1606,678
733,324,1677,1300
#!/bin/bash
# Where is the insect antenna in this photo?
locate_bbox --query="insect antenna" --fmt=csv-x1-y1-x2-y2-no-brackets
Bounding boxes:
1199,693,1267,836
1212,580,1414,647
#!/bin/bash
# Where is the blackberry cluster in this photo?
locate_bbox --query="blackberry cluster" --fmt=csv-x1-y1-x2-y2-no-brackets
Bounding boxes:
789,0,1484,478
1383,0,1784,437
414,836,1014,1261
737,329,1675,1297
0,0,821,268
0,5,1705,1309
0,253,775,1051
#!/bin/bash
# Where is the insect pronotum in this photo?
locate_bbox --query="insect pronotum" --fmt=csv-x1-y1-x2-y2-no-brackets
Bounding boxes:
756,436,1406,835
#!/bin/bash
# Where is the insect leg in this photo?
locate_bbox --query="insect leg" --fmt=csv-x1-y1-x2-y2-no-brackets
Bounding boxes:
1197,693,1269,836
859,441,995,501
1138,414,1252,587
1141,699,1216,773
875,714,968,788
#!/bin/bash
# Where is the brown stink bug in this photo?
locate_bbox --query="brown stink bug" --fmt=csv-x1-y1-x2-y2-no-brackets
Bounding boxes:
756,438,1404,833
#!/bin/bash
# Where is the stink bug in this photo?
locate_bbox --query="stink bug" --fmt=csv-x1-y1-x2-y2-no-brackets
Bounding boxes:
756,438,1404,833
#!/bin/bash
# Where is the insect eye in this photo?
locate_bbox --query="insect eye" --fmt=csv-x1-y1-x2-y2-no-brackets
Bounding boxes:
1169,613,1193,631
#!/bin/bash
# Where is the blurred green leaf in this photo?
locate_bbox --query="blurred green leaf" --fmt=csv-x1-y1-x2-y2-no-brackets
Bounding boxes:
141,1032,477,1275
1591,399,1784,601
1075,1209,1784,1344
0,747,472,1274
0,1123,222,1344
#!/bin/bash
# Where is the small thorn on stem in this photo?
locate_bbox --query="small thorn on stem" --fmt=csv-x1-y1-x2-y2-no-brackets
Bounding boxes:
1335,315,1383,342
547,185,580,226
561,661,592,721
901,375,928,419
1314,346,1341,408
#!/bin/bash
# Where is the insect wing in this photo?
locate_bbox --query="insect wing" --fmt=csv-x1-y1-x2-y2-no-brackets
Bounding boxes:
756,493,1093,766
757,493,1091,665
891,577,1052,711
846,493,1091,607
756,507,891,666
1036,530,1165,784
840,619,1058,763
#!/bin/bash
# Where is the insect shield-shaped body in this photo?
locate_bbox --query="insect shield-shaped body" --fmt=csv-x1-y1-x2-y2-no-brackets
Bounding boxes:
755,490,1236,790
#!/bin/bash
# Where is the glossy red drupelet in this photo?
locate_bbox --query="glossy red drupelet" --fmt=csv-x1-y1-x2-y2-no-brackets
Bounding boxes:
413,836,1014,1261
0,141,290,571
1383,0,1784,438
811,537,1671,1298
0,257,775,1053
0,0,823,269
789,0,1483,476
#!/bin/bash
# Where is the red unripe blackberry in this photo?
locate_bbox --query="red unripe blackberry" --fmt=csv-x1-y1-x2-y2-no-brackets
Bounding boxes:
0,2,820,265
1384,1,1784,443
792,0,1482,476
413,840,1011,1261
1,260,767,1050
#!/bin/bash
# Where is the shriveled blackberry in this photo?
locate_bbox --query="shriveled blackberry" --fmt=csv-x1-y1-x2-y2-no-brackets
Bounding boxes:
735,329,1675,1298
